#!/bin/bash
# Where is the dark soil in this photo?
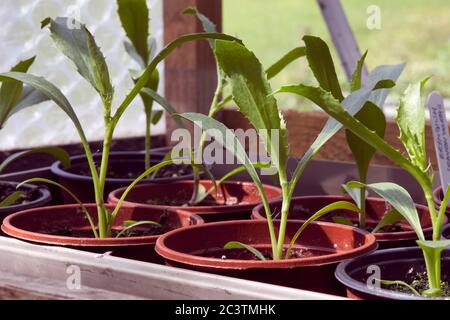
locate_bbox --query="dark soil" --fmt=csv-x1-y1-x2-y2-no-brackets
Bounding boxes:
385,271,450,297
144,189,239,207
289,203,405,233
197,246,334,260
39,210,172,238
0,184,41,206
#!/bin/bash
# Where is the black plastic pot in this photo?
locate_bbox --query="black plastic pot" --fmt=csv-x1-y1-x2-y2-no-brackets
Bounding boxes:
335,247,450,300
51,151,196,203
0,181,51,222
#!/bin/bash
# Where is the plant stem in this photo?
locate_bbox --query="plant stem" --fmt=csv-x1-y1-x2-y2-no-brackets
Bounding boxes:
145,109,152,171
359,186,366,229
275,172,290,259
189,70,225,205
422,246,443,296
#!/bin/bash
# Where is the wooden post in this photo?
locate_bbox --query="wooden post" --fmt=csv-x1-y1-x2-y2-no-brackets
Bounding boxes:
317,0,368,85
163,0,222,144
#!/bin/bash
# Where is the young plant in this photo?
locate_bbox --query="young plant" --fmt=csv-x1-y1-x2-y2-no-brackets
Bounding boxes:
0,16,239,237
117,0,161,170
175,36,401,260
177,7,308,205
279,61,450,296
301,36,404,230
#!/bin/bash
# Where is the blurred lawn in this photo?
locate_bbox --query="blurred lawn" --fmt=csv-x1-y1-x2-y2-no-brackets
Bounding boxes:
223,0,450,110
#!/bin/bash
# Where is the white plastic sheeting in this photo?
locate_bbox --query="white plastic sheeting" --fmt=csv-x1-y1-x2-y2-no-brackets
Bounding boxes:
0,0,164,150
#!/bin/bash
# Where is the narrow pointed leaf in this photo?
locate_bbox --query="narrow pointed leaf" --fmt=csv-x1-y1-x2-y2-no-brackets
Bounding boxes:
0,191,24,207
151,110,163,125
224,241,266,261
117,0,149,64
0,72,86,140
214,40,288,171
277,63,404,194
10,86,50,117
351,50,368,92
286,201,360,259
44,17,113,100
266,47,306,79
396,79,429,172
140,87,184,128
372,208,403,233
346,101,386,182
116,220,161,238
303,35,344,101
0,146,70,173
332,216,354,226
0,56,35,127
366,182,425,240
183,6,216,47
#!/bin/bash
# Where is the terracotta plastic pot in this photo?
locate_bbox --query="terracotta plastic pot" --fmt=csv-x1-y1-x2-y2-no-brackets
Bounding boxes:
433,186,450,216
51,151,195,203
155,219,377,295
108,180,282,223
0,181,51,222
335,247,450,300
1,203,203,263
252,195,443,249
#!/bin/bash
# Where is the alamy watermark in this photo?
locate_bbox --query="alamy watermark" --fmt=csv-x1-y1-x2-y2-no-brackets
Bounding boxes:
170,123,279,175
366,5,381,30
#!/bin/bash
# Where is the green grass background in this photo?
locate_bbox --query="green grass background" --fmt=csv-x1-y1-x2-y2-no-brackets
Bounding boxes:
223,0,450,110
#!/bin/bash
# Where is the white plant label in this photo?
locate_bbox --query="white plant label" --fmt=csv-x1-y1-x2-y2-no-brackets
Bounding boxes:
427,91,450,189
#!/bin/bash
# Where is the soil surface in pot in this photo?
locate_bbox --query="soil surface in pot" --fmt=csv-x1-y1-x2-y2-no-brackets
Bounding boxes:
38,209,173,238
197,246,334,260
77,161,192,180
144,189,241,207
0,184,42,206
386,271,450,297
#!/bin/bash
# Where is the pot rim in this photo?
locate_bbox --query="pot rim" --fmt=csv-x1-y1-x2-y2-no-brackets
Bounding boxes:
1,203,203,247
252,195,442,241
433,186,446,206
0,181,51,214
155,219,378,269
108,180,283,213
335,246,450,300
50,151,194,183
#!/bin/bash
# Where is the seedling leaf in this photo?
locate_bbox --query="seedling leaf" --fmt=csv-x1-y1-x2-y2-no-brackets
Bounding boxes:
224,241,266,261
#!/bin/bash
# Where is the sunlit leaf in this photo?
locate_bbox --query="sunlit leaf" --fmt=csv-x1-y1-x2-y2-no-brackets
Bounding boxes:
266,47,306,79
372,208,403,233
286,201,360,259
346,101,386,182
43,17,113,100
0,56,35,128
350,50,368,92
0,147,70,173
396,79,430,172
303,35,344,101
117,0,149,64
366,182,425,240
116,220,162,238
214,40,289,172
224,241,266,261
0,191,23,207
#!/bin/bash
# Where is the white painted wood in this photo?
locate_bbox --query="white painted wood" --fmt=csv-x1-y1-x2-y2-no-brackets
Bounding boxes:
0,237,343,300
316,0,368,85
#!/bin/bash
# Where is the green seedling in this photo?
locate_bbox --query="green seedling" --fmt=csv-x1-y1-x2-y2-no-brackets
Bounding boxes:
1,16,239,237
175,36,401,260
280,55,450,296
